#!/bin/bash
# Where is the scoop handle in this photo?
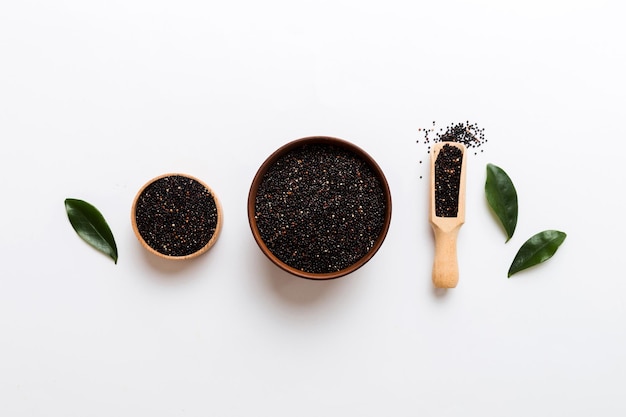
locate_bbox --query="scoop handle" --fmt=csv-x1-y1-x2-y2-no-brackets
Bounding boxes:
432,227,460,288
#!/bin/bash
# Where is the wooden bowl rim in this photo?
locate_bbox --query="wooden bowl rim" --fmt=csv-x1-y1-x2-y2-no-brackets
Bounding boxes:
131,173,223,260
247,136,392,280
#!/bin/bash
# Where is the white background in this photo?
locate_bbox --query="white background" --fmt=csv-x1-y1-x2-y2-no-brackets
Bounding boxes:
1,0,625,416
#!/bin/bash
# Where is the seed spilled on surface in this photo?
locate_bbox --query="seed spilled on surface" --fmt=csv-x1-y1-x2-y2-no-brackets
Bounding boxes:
418,121,486,149
254,143,387,274
417,121,486,175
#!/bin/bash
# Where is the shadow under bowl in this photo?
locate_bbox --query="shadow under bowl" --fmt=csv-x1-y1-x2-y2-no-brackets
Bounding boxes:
247,136,392,280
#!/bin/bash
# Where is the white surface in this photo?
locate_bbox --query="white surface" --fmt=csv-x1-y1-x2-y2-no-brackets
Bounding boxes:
1,1,625,416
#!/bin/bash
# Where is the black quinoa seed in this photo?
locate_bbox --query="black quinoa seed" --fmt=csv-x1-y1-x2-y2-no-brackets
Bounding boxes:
254,144,387,274
417,121,485,169
418,121,486,148
135,175,218,257
435,144,463,217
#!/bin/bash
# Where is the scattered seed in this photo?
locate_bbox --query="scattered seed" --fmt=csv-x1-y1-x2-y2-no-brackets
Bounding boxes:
417,121,486,176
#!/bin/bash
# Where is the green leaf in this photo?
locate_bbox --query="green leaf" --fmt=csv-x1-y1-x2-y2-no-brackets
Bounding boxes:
508,230,566,277
65,198,118,264
485,163,518,242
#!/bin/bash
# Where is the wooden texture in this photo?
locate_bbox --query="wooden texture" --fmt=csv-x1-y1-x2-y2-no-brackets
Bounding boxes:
247,136,392,280
131,173,223,260
430,142,467,288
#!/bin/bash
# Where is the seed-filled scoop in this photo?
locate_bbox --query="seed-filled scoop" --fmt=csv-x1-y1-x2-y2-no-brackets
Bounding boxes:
430,142,467,288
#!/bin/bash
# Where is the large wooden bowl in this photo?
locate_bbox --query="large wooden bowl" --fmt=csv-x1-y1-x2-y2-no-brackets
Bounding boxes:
248,136,392,280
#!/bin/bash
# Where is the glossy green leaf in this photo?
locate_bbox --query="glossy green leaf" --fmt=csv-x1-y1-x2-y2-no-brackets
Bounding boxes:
508,230,566,277
485,163,518,242
65,198,118,264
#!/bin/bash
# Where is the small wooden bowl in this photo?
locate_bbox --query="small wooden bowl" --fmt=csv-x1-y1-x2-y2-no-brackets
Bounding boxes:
131,173,223,260
248,136,392,280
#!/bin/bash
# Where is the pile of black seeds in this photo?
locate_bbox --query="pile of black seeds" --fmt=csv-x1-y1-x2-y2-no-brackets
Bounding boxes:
418,121,486,151
135,175,218,257
254,144,387,274
417,121,486,178
434,144,463,217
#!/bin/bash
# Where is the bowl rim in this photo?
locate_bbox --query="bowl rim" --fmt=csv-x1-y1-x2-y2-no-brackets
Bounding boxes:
131,172,223,260
247,136,392,280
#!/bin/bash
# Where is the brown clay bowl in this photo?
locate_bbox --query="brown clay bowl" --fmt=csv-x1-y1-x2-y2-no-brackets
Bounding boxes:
247,136,392,280
131,173,223,260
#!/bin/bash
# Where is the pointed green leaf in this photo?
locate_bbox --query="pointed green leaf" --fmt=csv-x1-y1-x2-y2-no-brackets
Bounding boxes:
65,198,118,264
485,163,518,242
508,230,566,277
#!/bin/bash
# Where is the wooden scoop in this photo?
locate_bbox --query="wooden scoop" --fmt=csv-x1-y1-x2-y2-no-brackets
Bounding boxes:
430,142,467,288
